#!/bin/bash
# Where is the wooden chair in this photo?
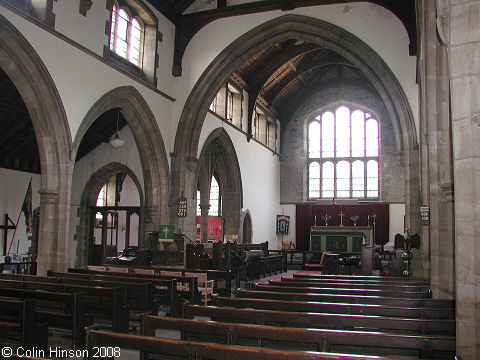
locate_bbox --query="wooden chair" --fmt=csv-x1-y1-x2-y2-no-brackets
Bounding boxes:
108,266,129,273
87,265,106,272
185,272,215,305
134,268,155,275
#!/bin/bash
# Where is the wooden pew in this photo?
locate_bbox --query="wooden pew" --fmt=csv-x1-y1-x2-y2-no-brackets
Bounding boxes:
68,267,202,305
0,278,128,332
0,298,48,349
152,266,233,297
79,265,233,297
235,289,453,310
0,272,155,314
47,270,182,316
184,304,455,335
254,283,432,299
141,315,455,358
293,273,430,284
85,327,394,360
0,287,87,347
278,277,431,292
214,296,454,319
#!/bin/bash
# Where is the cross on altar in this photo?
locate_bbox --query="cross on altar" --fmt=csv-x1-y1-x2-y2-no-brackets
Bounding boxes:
338,211,345,227
163,226,171,238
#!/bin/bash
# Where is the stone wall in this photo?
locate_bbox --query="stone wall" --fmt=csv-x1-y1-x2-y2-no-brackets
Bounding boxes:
280,82,405,205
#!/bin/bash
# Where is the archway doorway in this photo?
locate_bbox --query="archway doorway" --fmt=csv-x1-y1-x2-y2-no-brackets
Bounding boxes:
89,173,141,265
242,211,252,244
196,129,243,243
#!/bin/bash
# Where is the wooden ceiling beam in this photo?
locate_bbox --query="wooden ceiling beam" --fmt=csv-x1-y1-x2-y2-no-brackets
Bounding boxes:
161,0,416,76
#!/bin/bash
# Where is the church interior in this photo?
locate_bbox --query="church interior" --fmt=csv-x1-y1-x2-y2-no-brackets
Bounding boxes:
0,0,478,359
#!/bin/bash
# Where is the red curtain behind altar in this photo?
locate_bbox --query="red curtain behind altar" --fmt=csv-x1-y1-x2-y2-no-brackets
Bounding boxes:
295,203,389,250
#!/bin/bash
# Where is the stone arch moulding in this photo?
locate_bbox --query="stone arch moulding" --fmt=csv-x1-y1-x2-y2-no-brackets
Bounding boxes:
174,14,419,232
75,162,144,267
0,14,72,274
196,128,243,238
74,86,170,237
175,14,417,158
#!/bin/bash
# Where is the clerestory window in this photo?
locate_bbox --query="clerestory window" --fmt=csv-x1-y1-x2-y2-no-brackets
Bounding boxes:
308,106,379,199
105,0,159,86
109,3,144,68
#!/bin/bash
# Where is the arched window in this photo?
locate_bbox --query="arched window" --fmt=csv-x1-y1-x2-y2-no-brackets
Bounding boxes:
109,2,144,67
208,176,222,216
196,176,223,217
307,106,379,199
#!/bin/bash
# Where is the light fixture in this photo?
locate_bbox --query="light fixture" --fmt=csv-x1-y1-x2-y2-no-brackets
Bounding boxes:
110,110,125,148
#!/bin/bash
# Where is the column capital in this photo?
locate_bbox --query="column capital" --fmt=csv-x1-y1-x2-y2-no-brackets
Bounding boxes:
38,188,59,204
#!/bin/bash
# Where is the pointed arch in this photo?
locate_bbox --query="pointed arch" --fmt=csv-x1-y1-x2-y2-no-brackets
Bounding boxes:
241,210,253,244
175,14,419,232
175,14,416,157
0,14,72,274
74,86,170,230
75,162,144,267
196,128,243,239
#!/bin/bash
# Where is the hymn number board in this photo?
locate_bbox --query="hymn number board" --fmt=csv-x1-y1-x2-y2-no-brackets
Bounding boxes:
177,196,187,217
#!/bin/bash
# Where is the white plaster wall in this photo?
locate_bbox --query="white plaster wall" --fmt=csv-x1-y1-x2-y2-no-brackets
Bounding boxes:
277,204,296,247
52,0,107,56
175,2,418,137
0,169,41,257
200,113,281,249
0,5,177,161
118,175,141,207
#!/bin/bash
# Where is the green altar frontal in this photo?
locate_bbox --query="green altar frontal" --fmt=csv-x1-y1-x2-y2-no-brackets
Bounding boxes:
309,226,373,253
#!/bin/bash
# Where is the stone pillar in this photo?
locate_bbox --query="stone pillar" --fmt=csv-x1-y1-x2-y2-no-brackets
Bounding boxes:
444,0,480,358
198,204,209,242
418,0,455,297
37,188,59,275
169,155,198,242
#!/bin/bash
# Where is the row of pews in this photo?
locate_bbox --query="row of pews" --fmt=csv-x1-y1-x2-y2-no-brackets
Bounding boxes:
1,269,456,359
0,267,232,350
86,273,455,359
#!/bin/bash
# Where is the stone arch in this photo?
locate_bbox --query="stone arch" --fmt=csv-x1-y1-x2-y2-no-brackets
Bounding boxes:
196,128,243,241
75,162,144,267
240,210,253,244
174,14,419,232
0,14,72,274
74,86,170,234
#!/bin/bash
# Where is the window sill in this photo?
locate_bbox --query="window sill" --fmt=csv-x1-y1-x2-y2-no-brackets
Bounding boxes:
103,47,151,85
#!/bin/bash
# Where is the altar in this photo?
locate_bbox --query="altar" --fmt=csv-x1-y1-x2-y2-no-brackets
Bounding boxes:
309,226,373,253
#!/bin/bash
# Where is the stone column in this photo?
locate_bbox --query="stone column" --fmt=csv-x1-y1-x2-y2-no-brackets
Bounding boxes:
199,204,210,243
169,155,198,242
444,0,480,358
37,188,59,275
418,0,455,297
